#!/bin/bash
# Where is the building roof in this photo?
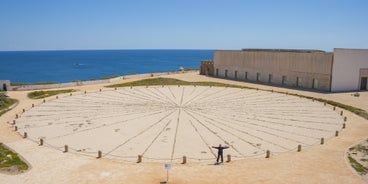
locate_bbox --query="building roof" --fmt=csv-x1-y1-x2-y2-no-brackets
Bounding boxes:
241,48,326,53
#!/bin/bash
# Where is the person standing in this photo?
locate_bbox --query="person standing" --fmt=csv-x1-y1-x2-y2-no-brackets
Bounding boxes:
212,144,229,163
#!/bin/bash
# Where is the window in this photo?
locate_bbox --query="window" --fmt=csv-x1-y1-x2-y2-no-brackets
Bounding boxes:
234,71,238,79
268,74,273,83
282,76,287,85
245,72,248,80
296,77,302,87
256,73,261,81
225,70,228,78
312,79,318,89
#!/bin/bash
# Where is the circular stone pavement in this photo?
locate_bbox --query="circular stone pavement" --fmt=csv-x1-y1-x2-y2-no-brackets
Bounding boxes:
16,86,344,162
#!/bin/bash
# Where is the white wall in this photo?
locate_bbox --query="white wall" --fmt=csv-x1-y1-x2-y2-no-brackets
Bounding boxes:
331,48,368,92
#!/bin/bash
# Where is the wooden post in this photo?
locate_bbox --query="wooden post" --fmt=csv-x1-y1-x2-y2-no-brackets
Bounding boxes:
16,114,18,119
97,150,102,159
320,138,324,145
271,89,274,93
333,106,336,110
56,96,58,99
115,88,117,90
266,150,270,158
14,126,18,131
137,155,142,163
182,156,187,164
70,93,72,96
39,138,44,146
32,104,35,107
343,123,346,129
64,145,68,153
85,90,87,94
324,102,326,106
23,109,25,113
335,131,339,137
23,132,27,138
340,111,343,116
344,117,347,122
297,145,302,152
43,99,46,103
12,120,16,125
227,154,231,162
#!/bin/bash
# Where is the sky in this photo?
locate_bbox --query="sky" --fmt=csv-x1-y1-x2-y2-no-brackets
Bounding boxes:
0,0,367,51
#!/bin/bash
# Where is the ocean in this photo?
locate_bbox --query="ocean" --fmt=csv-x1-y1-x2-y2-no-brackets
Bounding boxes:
0,50,213,83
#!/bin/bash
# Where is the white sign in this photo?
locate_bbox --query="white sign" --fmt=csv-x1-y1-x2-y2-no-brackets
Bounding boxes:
165,163,171,170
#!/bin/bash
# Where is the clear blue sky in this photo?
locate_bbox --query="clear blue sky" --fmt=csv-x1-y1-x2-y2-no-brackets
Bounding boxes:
0,0,367,51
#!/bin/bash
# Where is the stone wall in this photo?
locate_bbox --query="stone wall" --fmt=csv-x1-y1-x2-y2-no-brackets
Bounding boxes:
200,60,214,76
213,49,333,91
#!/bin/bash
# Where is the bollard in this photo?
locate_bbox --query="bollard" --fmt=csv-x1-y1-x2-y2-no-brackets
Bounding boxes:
297,145,302,152
43,99,46,103
64,145,68,153
344,117,347,122
23,132,27,138
14,126,18,131
335,131,339,137
115,88,117,90
286,92,288,95
32,104,35,107
16,114,18,119
56,96,58,99
39,138,44,146
99,89,102,92
312,98,314,102
12,120,16,125
271,89,274,93
178,85,180,87
266,150,270,158
23,109,25,113
256,88,259,91
340,111,343,116
343,123,346,129
130,86,132,89
227,154,231,162
162,85,164,88
137,155,142,163
324,102,326,106
333,106,336,110
182,156,187,164
97,150,102,159
85,90,87,94
70,93,72,96
320,138,324,145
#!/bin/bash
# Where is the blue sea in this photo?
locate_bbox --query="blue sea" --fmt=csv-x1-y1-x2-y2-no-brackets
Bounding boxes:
0,50,213,83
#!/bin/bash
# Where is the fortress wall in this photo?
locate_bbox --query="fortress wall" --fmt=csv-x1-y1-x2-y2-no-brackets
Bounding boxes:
214,50,333,91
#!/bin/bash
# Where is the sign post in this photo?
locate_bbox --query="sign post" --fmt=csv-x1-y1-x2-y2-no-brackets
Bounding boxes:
164,163,171,182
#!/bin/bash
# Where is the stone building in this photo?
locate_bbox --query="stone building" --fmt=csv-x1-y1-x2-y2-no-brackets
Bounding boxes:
0,80,10,91
201,48,368,92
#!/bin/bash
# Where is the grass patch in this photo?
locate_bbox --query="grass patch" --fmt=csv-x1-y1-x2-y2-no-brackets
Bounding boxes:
28,89,76,99
106,77,249,88
348,156,368,175
100,75,120,80
11,82,58,86
0,143,28,171
0,94,17,117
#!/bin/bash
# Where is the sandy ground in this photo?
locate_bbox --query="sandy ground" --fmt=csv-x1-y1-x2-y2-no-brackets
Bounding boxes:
1,71,368,184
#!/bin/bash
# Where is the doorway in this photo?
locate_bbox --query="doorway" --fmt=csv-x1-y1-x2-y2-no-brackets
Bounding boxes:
361,77,367,90
2,84,7,91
